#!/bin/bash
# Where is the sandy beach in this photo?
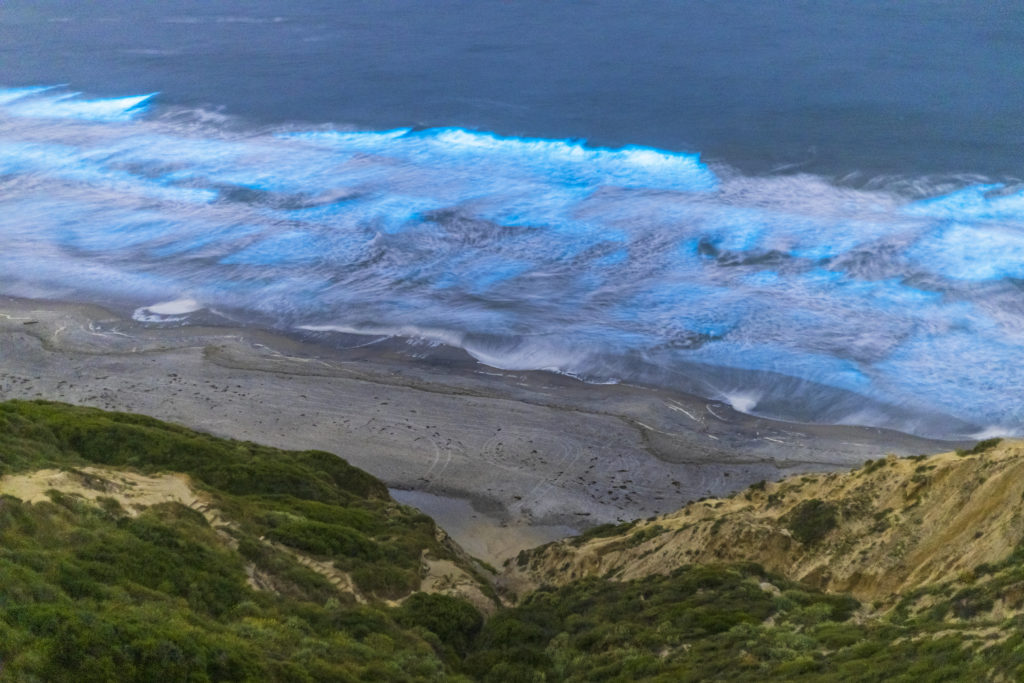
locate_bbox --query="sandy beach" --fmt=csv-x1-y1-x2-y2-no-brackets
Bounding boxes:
0,295,961,564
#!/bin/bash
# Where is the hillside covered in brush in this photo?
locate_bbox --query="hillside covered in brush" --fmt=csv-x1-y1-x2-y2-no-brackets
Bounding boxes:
0,400,493,680
495,438,1024,680
1,399,1023,681
503,438,1021,600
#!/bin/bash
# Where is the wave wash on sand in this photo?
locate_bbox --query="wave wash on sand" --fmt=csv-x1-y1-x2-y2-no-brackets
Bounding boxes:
1,85,1022,438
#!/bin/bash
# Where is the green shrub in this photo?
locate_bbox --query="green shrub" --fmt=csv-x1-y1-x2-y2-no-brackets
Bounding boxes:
267,519,378,559
956,438,1003,457
396,593,482,657
785,499,839,546
351,564,419,599
862,458,886,474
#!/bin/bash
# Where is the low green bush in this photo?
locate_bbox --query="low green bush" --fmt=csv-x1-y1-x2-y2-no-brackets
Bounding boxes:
956,438,1003,457
785,499,839,546
396,592,483,658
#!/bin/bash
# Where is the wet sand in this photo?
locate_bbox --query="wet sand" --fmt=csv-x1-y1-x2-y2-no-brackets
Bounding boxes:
0,296,963,564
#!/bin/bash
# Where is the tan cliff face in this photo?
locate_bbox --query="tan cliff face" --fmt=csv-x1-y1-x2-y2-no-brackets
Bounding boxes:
501,440,1024,604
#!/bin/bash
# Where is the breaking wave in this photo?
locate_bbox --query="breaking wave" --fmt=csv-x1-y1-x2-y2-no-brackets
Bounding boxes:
2,85,1022,438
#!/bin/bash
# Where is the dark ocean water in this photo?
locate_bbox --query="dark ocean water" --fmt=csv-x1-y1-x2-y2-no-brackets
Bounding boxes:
2,1,1023,438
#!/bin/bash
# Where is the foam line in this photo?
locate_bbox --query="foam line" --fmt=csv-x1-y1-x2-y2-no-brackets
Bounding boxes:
282,127,718,193
2,91,157,121
1,85,1022,436
0,85,62,104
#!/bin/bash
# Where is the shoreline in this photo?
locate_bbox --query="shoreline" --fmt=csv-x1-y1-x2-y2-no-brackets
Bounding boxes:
0,295,965,564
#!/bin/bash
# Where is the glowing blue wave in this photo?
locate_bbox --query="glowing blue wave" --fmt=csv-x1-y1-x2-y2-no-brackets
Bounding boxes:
1,85,1023,438
0,87,155,121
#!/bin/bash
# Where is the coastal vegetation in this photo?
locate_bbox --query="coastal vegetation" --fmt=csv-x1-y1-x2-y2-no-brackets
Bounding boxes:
0,400,1022,680
473,555,1024,681
0,400,486,680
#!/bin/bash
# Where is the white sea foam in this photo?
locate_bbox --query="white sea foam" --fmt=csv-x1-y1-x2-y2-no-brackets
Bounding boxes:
133,298,203,322
298,324,466,350
3,91,156,121
722,391,762,414
0,86,59,105
2,85,1023,436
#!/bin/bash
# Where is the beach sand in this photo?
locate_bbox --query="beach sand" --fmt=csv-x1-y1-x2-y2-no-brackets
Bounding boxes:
0,296,960,564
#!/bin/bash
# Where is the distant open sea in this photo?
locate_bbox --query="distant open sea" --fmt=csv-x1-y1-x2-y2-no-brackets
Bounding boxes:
2,1,1023,438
